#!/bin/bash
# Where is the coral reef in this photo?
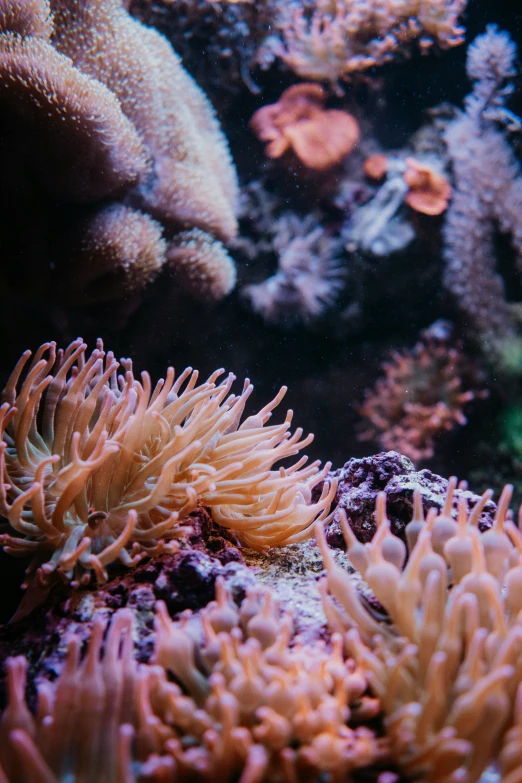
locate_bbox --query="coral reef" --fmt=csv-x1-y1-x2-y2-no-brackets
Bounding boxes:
316,479,522,782
250,84,360,171
0,339,335,592
443,26,522,361
1,0,239,314
358,322,487,463
268,0,467,86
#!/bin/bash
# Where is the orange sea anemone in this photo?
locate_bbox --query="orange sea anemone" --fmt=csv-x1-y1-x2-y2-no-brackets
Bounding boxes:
0,339,335,591
403,157,452,216
249,84,359,171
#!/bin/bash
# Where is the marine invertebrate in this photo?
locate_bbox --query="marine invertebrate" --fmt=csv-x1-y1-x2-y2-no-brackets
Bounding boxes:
403,157,452,216
0,0,147,201
250,83,359,171
65,204,167,304
243,214,345,325
0,339,335,588
270,0,467,86
344,156,415,257
51,0,238,245
316,479,522,782
443,26,522,360
1,0,239,311
167,228,237,300
0,584,385,782
358,322,487,463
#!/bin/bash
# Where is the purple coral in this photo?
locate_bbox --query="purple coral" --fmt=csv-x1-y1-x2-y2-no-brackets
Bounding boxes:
443,26,522,362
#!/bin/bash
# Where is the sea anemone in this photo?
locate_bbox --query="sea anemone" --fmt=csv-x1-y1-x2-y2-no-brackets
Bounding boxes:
0,339,335,589
243,213,345,325
0,584,385,782
316,479,522,781
358,322,486,463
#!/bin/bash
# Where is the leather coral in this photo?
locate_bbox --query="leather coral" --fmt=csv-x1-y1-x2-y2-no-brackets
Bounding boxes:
0,0,239,310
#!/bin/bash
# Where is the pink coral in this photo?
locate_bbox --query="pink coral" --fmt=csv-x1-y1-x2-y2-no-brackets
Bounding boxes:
250,83,359,170
358,323,487,463
272,0,467,86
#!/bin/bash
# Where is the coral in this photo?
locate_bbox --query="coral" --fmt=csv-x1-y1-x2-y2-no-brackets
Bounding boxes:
1,0,239,311
316,479,522,782
243,214,345,325
250,83,359,171
403,157,452,216
363,154,389,181
0,584,388,783
348,153,450,256
443,26,522,360
0,0,147,201
358,322,487,463
128,0,275,98
167,229,237,301
0,339,335,590
51,0,238,244
65,205,167,304
269,0,467,86
343,156,415,257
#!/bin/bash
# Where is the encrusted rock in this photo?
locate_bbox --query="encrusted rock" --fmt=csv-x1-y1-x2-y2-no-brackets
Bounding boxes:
326,451,497,548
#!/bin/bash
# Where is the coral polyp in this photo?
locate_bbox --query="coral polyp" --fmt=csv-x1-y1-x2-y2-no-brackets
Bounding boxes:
0,339,335,588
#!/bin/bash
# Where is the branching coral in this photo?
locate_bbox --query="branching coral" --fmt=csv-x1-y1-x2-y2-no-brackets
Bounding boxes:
0,339,335,588
443,26,522,361
243,214,345,325
0,583,385,782
316,478,522,782
358,322,487,463
269,0,467,86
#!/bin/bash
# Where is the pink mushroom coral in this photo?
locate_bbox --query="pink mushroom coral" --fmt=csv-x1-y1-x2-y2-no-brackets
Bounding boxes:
250,84,359,171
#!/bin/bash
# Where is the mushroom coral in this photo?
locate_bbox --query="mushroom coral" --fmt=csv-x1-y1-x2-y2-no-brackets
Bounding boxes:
403,157,452,216
0,585,384,782
0,339,335,590
250,84,359,171
316,478,522,782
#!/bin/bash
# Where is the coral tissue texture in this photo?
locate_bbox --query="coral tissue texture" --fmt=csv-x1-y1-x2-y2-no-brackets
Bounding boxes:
50,0,238,244
0,0,147,201
0,339,335,590
358,323,486,463
0,0,239,307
